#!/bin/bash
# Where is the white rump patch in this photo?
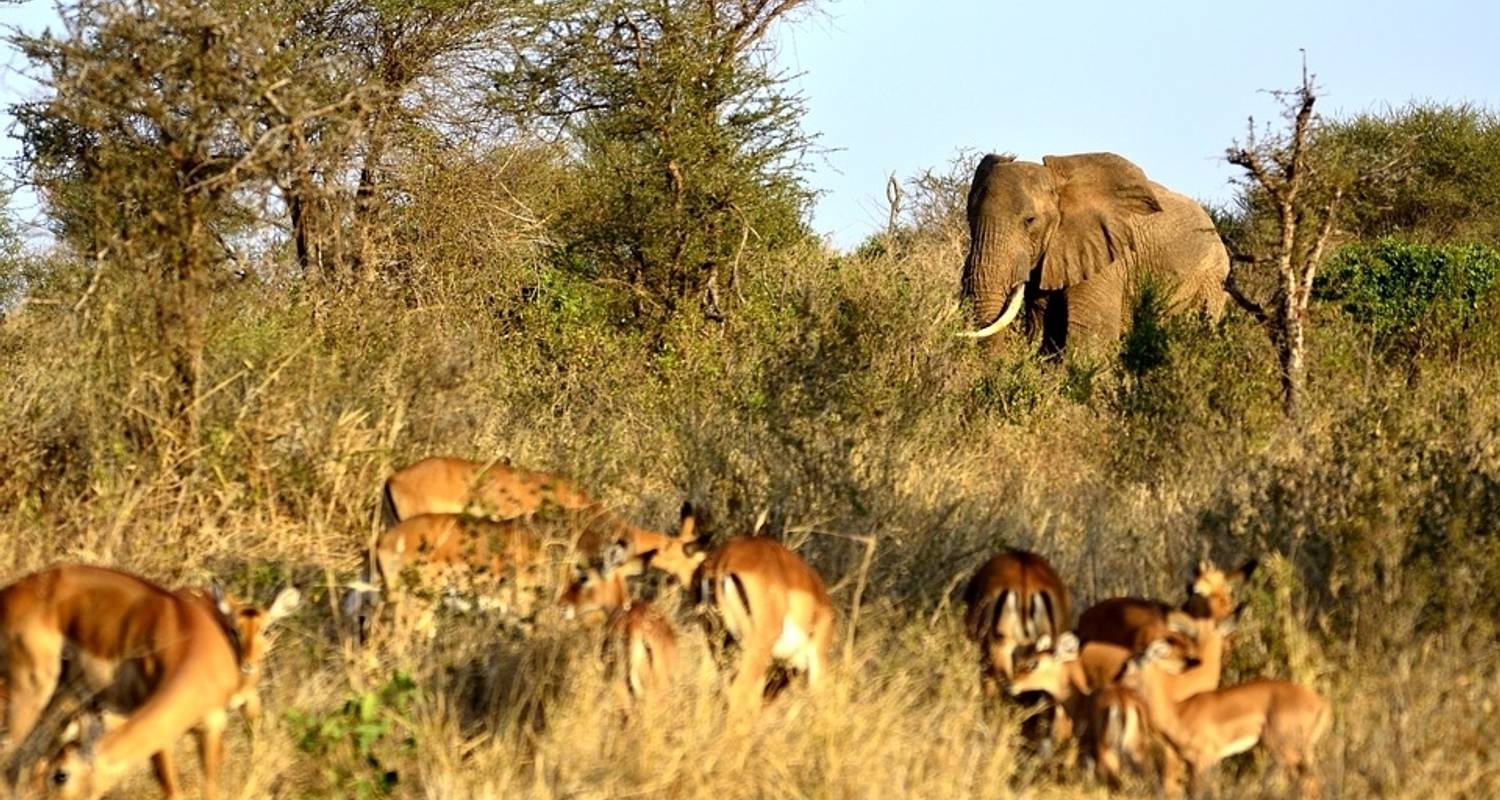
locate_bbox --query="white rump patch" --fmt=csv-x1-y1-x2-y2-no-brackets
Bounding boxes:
1217,735,1259,759
773,621,812,667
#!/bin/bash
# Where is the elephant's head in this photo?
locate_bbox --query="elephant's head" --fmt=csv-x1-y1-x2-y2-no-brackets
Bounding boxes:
960,152,1164,338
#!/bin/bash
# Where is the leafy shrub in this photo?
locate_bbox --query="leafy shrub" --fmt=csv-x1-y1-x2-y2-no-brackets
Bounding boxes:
1324,103,1500,246
1316,237,1500,354
1119,280,1173,378
286,673,419,800
494,1,817,319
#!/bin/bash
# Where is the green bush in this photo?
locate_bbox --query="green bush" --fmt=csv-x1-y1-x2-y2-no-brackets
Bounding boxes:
286,673,419,800
1324,103,1500,246
493,1,817,319
1316,237,1500,353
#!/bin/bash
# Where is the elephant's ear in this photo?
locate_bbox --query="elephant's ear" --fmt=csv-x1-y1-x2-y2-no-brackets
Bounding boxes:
1039,153,1163,290
967,153,1017,220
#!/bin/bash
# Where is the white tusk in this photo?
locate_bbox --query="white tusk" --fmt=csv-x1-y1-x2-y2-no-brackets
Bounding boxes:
957,283,1026,339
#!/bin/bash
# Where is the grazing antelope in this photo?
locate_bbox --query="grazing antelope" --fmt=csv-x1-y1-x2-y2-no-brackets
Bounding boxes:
558,561,678,702
691,537,835,715
1076,558,1256,655
1118,640,1330,797
961,550,1071,691
347,504,699,643
1009,614,1231,764
1084,683,1160,788
0,564,298,800
348,513,549,644
382,456,594,525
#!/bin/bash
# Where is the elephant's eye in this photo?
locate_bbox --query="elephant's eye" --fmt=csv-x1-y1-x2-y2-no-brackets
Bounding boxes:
1023,215,1038,227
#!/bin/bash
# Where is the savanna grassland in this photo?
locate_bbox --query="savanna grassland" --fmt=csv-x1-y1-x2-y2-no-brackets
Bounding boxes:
3,2,1500,799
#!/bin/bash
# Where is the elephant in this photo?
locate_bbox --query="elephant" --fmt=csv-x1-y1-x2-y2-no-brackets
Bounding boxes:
959,152,1229,353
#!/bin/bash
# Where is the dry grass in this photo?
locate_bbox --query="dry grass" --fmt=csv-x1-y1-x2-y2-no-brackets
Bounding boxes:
1,229,1497,799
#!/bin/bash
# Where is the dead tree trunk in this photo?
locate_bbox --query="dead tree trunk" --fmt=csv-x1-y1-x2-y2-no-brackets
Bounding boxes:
1224,60,1348,422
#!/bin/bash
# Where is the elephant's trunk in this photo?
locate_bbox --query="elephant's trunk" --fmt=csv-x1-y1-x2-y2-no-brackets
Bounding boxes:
961,223,1025,338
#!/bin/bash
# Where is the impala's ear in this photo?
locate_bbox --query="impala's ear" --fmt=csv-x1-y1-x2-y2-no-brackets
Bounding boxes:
678,501,698,542
211,582,233,618
66,714,105,758
1166,609,1197,638
1055,632,1081,662
1039,153,1162,290
1143,638,1175,664
1219,601,1249,636
615,553,649,578
266,588,302,624
684,527,713,555
602,539,633,574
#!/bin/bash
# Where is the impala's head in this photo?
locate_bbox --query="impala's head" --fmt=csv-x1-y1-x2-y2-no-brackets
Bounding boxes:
41,715,108,798
1116,638,1177,692
211,585,302,671
558,560,638,621
609,502,710,585
206,584,301,720
1183,558,1257,620
1008,632,1078,699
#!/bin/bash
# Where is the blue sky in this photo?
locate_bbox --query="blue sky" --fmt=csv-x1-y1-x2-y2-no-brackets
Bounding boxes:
5,0,1499,249
781,0,1500,247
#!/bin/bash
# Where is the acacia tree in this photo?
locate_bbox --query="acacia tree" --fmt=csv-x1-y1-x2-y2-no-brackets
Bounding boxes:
495,0,818,319
12,0,361,437
291,0,522,280
1223,62,1404,420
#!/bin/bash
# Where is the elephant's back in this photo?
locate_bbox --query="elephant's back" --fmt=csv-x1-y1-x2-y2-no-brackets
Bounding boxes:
1139,183,1229,317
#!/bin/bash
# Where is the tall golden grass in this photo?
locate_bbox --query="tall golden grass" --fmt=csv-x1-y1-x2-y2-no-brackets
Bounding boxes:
1,223,1497,798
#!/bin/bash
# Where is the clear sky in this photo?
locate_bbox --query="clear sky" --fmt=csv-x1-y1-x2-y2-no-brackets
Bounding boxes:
4,1,1499,250
780,0,1500,248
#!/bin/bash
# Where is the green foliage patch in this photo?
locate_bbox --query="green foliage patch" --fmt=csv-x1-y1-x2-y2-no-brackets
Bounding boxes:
1317,237,1500,354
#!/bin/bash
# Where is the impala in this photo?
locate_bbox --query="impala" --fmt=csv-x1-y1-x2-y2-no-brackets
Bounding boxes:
1083,683,1161,788
613,525,833,716
348,503,701,643
558,561,678,702
348,513,551,644
1118,639,1330,797
382,456,595,525
1076,558,1256,655
1009,613,1232,768
0,564,298,800
961,549,1071,691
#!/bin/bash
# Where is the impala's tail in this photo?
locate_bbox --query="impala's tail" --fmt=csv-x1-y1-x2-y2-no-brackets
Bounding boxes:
341,549,382,645
381,480,400,527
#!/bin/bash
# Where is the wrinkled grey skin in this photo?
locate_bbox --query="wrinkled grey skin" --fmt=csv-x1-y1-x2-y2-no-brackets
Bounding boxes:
961,152,1229,353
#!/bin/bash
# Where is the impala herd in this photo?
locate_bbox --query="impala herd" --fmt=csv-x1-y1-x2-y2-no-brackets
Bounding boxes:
0,455,1328,798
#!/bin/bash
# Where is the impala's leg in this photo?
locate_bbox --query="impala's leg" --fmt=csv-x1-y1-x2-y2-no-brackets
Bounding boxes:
1095,742,1122,789
196,711,227,800
806,616,833,693
727,638,774,717
151,749,182,799
3,630,63,769
1157,746,1186,797
1051,704,1078,769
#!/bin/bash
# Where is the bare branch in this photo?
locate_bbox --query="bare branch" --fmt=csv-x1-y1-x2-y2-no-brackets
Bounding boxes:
1224,266,1271,327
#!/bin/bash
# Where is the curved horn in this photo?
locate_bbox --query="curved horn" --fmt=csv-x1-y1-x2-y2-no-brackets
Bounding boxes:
957,282,1026,339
